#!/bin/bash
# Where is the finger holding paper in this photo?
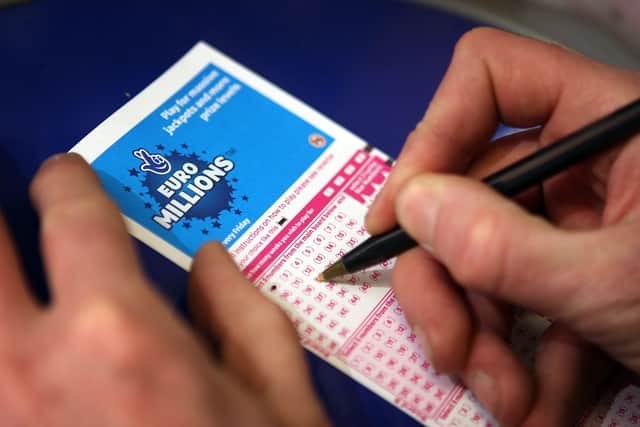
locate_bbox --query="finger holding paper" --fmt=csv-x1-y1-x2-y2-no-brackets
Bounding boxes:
0,153,324,426
190,242,331,427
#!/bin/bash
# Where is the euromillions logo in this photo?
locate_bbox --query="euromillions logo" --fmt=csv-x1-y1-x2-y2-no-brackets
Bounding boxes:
133,148,171,175
125,144,247,234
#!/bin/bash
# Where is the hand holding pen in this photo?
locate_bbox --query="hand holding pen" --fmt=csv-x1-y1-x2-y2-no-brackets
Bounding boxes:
349,29,640,426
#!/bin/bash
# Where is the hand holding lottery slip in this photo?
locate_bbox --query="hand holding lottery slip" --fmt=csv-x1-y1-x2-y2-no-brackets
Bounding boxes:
69,41,499,426
66,30,640,427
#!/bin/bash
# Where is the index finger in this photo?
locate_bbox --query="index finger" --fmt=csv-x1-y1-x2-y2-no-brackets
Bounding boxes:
29,153,148,303
366,27,640,234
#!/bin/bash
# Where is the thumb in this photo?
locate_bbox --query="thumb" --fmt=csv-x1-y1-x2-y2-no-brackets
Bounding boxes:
395,173,614,316
189,242,330,427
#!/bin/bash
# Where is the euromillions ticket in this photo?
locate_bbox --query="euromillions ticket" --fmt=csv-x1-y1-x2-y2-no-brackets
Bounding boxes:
69,41,496,426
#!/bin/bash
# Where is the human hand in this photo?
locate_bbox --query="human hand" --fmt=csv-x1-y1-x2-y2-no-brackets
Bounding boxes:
366,28,640,426
0,153,329,426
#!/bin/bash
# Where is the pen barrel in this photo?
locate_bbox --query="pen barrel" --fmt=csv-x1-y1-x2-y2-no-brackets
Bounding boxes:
484,98,640,197
336,98,640,277
343,227,417,273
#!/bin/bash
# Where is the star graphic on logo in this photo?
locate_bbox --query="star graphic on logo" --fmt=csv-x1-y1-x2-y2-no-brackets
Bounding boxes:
241,195,249,201
232,177,239,183
234,208,242,215
133,148,239,232
124,186,131,193
128,168,139,177
181,143,189,149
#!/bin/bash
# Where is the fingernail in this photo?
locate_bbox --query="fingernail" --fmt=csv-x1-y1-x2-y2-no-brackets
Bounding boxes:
40,152,82,170
364,198,384,233
413,325,433,362
363,210,373,229
397,178,440,245
41,153,68,166
469,370,499,420
366,191,382,214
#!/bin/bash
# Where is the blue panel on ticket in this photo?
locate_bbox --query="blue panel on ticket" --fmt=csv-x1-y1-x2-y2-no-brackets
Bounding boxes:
92,63,333,255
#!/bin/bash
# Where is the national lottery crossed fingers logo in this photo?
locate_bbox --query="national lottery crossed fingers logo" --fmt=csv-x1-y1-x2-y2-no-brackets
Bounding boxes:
133,148,172,175
130,147,237,232
91,63,333,256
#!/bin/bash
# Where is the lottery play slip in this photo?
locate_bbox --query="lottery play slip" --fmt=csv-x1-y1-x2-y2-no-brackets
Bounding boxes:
70,41,495,426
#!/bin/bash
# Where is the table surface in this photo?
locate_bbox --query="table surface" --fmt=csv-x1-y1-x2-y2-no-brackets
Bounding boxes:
0,1,479,425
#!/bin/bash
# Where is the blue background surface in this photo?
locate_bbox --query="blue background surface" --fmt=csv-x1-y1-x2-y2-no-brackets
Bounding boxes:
0,1,479,425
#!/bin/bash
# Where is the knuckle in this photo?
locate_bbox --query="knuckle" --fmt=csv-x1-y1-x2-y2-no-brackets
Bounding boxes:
70,298,151,367
450,212,506,292
544,91,640,145
453,27,498,59
41,197,126,247
44,195,120,230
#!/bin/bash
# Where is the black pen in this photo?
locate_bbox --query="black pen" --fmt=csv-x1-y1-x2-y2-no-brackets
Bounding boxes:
317,97,640,282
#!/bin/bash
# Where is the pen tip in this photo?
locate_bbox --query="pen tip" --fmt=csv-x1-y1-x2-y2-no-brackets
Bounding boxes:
316,260,347,282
